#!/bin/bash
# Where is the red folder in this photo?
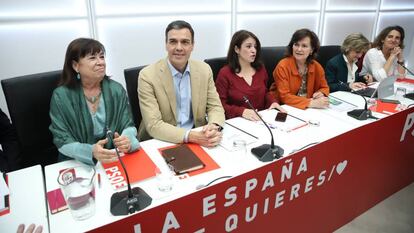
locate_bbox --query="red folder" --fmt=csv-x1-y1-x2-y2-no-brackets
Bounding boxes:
369,100,400,115
102,149,158,190
396,77,414,84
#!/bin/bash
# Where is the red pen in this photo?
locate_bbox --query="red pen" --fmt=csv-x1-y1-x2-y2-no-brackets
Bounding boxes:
97,173,101,188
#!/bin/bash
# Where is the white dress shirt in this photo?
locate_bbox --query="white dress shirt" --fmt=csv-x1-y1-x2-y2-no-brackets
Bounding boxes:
360,48,404,82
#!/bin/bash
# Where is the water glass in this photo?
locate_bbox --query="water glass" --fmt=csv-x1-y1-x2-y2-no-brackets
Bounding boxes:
58,165,96,221
232,139,247,157
155,168,174,192
395,87,407,101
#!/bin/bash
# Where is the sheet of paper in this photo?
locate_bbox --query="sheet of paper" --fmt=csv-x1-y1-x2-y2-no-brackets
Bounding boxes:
261,110,308,132
328,95,358,112
220,123,258,151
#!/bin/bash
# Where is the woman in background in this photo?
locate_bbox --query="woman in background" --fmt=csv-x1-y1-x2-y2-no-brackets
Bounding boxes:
326,33,371,92
360,25,406,83
49,38,139,165
273,28,329,109
215,30,285,121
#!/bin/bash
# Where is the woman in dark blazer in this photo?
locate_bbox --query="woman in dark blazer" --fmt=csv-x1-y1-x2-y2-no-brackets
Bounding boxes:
325,33,371,92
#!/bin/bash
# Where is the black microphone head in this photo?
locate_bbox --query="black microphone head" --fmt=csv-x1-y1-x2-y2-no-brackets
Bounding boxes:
106,126,113,138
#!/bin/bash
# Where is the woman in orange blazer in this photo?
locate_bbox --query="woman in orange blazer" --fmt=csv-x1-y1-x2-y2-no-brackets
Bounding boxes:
273,29,329,109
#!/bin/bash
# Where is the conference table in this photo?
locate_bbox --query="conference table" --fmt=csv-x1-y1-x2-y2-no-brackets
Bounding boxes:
2,87,413,233
0,165,49,233
45,88,414,233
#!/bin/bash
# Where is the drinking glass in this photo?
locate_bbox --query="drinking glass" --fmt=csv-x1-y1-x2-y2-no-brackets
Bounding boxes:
57,165,96,221
233,139,247,157
155,167,174,192
395,87,407,101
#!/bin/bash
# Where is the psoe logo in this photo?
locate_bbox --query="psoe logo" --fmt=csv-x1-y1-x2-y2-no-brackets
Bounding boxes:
400,112,414,142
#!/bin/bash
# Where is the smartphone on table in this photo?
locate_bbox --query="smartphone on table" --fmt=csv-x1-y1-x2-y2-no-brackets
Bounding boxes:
275,112,287,122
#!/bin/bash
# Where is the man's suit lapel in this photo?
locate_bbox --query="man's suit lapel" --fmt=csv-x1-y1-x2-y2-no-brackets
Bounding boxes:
158,59,177,122
189,60,200,119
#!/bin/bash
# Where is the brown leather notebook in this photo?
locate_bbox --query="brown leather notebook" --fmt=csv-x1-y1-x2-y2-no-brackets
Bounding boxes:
161,144,205,174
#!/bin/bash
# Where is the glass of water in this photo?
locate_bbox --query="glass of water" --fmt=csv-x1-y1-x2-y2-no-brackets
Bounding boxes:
233,139,247,157
155,167,174,192
58,165,96,221
395,87,407,101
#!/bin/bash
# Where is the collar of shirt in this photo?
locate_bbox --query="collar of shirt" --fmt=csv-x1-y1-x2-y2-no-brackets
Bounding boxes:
343,54,357,83
167,59,191,78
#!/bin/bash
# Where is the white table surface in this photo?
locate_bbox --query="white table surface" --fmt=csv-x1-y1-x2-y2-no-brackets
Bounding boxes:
0,165,49,233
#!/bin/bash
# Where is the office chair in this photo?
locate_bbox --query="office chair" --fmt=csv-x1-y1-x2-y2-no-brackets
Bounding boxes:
204,57,227,82
261,46,287,88
124,65,147,129
316,45,342,69
1,70,60,168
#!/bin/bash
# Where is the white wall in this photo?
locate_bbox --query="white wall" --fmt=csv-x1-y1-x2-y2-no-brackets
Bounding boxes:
1,0,413,117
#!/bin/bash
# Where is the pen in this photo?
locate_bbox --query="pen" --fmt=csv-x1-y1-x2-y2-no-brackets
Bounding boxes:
97,173,101,188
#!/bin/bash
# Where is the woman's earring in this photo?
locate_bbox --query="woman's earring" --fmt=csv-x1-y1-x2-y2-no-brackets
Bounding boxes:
76,73,81,80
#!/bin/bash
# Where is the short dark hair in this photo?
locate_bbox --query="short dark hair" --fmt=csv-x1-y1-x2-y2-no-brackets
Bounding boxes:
372,25,405,50
227,30,263,73
286,28,320,64
165,20,194,43
60,38,105,88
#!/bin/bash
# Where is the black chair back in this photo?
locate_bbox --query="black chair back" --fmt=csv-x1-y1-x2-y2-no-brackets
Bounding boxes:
204,45,340,88
1,70,60,168
204,57,227,82
124,66,146,129
316,45,341,69
261,46,287,88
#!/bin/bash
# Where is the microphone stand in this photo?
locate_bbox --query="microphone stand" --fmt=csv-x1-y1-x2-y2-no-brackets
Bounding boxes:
106,128,152,216
347,93,377,120
243,96,284,162
398,62,414,76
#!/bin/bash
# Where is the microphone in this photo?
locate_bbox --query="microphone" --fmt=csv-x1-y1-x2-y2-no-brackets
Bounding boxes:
347,93,376,120
243,96,284,162
338,80,351,92
398,62,414,76
106,127,152,216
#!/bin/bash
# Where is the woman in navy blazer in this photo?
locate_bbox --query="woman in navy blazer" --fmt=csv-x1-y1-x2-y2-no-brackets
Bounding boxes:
325,33,371,92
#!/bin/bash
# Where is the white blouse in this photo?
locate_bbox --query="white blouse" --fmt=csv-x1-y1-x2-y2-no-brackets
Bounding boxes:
360,48,404,82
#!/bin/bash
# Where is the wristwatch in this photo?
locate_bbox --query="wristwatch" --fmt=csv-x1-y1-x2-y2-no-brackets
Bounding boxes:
213,123,223,132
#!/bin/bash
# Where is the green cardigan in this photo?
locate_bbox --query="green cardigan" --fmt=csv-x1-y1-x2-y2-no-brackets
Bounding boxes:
49,78,136,161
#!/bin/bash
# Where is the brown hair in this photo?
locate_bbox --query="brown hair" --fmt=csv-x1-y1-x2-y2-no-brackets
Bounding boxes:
60,38,106,88
372,25,405,50
226,30,263,73
286,28,320,64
